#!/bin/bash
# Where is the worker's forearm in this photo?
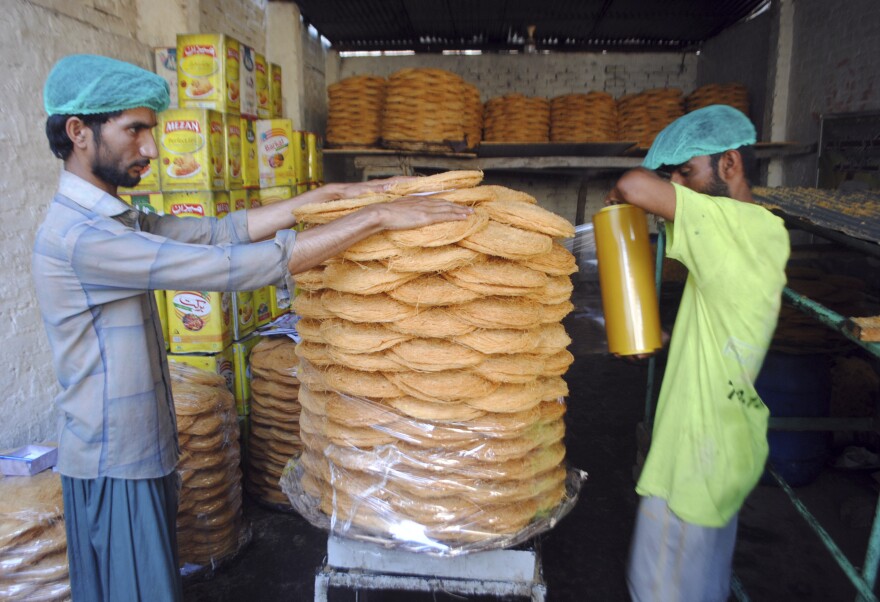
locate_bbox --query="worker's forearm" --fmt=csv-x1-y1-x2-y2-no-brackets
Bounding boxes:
286,207,383,274
246,187,341,241
609,168,677,221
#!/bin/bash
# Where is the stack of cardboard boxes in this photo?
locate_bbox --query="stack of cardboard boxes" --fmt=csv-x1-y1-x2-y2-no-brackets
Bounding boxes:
119,34,323,431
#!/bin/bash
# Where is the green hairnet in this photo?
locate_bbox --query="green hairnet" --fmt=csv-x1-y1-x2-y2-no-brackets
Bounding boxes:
642,104,756,170
44,54,170,116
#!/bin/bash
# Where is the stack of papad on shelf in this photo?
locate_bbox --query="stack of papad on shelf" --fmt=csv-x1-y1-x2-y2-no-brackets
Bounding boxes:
244,337,302,508
171,362,249,568
462,83,484,149
282,170,585,554
617,88,685,149
326,75,386,148
686,83,749,116
550,92,618,143
381,69,469,151
0,471,69,601
483,94,551,143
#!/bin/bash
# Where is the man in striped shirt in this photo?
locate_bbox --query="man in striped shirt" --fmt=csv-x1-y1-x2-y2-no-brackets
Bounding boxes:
35,54,470,602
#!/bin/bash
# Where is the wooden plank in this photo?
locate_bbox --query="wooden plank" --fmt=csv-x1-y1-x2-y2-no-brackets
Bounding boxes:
845,316,880,342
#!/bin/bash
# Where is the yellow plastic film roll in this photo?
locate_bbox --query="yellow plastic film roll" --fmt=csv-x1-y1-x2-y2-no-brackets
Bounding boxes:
592,203,662,356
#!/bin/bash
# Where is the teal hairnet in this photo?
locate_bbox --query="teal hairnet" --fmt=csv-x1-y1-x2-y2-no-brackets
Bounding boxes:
44,54,170,116
642,105,756,170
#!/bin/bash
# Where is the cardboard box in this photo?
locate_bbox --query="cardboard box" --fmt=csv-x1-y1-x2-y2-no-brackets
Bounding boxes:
155,290,169,350
232,333,262,414
293,130,308,190
0,445,58,476
270,63,283,118
167,346,235,394
230,189,248,212
167,290,233,353
258,186,294,206
224,114,243,190
255,52,270,118
120,192,164,215
247,188,262,209
158,108,226,191
270,284,291,318
253,286,273,327
164,191,230,218
306,131,322,186
241,117,260,189
154,47,179,109
232,290,256,341
177,33,240,115
239,44,258,118
257,119,297,188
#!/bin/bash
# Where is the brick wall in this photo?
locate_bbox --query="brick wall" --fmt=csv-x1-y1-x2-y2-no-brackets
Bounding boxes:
784,0,880,186
0,0,268,450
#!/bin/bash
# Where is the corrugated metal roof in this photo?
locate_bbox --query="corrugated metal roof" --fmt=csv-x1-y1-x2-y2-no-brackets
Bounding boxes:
292,0,769,52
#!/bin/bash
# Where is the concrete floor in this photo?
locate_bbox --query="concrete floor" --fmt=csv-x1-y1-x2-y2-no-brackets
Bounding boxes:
183,279,878,602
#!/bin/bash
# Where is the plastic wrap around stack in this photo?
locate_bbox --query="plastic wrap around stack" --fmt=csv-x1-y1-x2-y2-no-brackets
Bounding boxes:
483,94,551,143
326,75,386,148
171,363,249,569
462,83,483,150
686,83,749,116
381,69,468,151
617,88,685,149
282,170,585,554
245,337,302,508
550,93,618,143
0,472,69,601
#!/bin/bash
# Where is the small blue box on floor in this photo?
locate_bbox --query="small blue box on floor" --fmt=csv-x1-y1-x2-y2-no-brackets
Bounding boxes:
0,444,58,476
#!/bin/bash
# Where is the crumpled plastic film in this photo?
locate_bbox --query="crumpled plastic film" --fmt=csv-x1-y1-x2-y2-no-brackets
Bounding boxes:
281,361,587,556
0,471,71,600
169,363,251,574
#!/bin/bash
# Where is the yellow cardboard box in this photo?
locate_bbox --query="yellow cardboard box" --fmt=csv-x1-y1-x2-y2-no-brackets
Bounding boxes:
164,191,230,218
229,189,248,212
167,290,233,354
253,286,273,327
270,63,283,118
231,333,262,415
158,108,226,191
257,119,296,188
255,52,270,118
239,45,258,118
241,117,259,189
224,115,243,189
120,192,164,215
177,33,240,115
270,284,291,318
293,130,307,190
155,290,169,350
167,346,235,394
247,188,262,209
258,186,293,206
306,132,322,186
232,290,255,341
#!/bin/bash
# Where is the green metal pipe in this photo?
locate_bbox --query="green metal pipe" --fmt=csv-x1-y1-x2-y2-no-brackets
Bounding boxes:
782,288,880,358
861,496,880,594
644,225,666,426
768,467,879,602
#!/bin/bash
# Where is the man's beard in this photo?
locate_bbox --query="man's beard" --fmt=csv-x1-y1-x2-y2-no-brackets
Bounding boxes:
702,166,731,198
91,134,144,188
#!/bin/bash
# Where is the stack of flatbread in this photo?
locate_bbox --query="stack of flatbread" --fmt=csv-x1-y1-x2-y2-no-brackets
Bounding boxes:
462,83,483,149
171,363,247,567
244,337,302,508
326,75,386,147
286,170,577,547
550,92,618,142
686,83,749,115
617,88,685,149
483,95,551,143
381,69,469,150
0,472,69,601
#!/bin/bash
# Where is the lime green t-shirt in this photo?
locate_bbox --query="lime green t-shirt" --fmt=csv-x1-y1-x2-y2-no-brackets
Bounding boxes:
635,183,790,527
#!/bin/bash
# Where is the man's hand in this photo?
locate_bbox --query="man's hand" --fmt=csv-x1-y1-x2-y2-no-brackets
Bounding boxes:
324,176,419,200
287,196,471,274
603,168,676,221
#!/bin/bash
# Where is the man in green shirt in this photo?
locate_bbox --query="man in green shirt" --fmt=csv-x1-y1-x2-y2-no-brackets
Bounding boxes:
605,105,790,601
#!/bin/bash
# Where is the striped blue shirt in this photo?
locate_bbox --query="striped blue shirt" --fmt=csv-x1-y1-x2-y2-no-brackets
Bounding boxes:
33,170,297,479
